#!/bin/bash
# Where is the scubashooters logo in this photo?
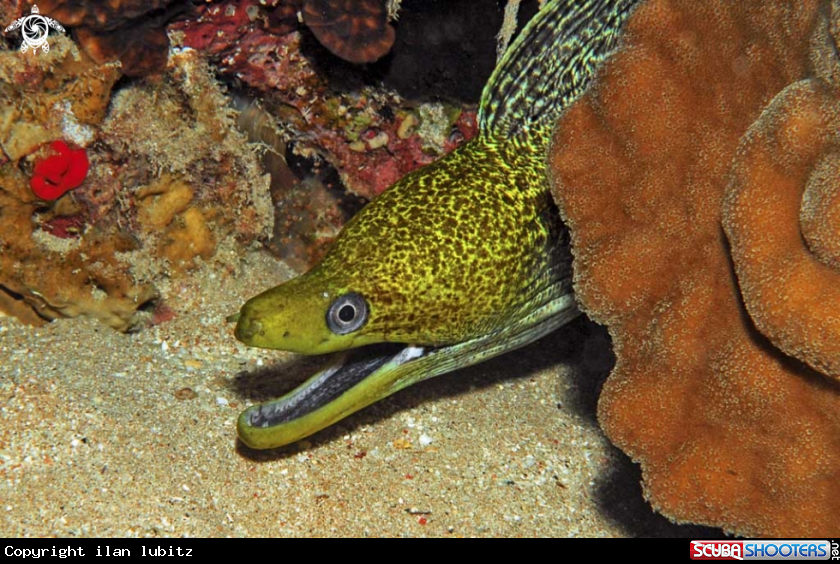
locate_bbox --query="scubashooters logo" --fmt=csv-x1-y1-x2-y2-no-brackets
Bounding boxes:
691,540,834,561
4,5,65,54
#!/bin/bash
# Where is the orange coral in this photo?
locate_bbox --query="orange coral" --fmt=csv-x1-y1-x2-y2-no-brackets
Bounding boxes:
724,80,840,379
548,0,840,536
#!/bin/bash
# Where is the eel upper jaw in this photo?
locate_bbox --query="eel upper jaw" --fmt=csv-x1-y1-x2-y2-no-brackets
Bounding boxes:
236,293,580,450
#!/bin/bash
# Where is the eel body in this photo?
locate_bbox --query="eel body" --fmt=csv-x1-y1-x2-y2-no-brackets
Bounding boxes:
234,0,637,449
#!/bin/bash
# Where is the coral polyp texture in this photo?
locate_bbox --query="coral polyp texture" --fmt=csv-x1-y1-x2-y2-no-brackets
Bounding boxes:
549,0,840,537
0,39,272,330
723,79,840,380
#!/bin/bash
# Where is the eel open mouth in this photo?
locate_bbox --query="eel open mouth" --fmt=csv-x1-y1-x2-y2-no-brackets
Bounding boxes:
246,344,411,428
237,343,427,449
236,293,579,450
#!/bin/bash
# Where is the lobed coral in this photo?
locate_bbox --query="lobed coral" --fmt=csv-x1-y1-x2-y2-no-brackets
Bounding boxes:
723,79,840,380
548,0,840,536
0,36,119,160
96,47,274,278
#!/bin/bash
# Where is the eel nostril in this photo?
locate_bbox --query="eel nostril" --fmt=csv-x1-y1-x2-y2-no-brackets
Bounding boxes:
234,317,261,342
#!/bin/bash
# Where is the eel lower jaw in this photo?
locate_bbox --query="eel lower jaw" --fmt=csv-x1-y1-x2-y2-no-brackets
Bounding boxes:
237,343,430,450
236,293,580,450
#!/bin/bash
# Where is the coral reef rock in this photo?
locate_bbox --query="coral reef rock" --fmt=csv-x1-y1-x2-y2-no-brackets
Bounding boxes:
548,0,840,537
170,0,478,269
173,3,478,201
0,42,272,331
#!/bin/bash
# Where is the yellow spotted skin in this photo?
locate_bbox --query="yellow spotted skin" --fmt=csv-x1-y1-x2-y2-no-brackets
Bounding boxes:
319,136,555,343
235,135,559,353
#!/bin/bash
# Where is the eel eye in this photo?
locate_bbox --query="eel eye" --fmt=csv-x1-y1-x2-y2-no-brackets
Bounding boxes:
326,293,368,335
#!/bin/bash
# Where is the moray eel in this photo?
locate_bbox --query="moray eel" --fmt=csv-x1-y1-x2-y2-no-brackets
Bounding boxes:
234,0,637,449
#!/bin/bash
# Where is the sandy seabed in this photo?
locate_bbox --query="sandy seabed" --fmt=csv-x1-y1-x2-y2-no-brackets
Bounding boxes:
0,251,715,537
